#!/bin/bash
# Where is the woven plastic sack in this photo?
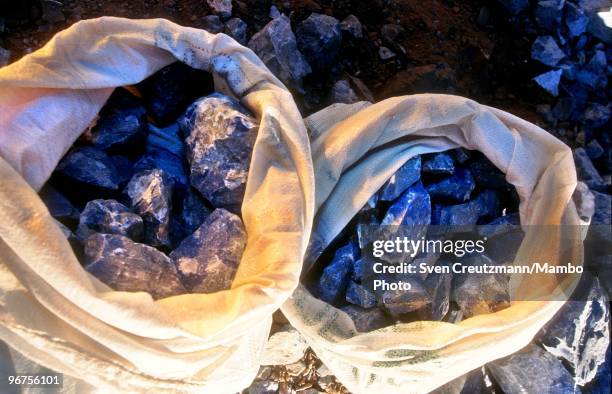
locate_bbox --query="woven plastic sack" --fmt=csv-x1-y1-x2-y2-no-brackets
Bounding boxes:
281,97,583,393
0,17,313,393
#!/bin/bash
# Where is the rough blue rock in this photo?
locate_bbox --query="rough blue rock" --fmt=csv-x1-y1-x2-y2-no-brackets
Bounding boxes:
133,150,189,192
422,152,455,175
124,169,173,248
382,181,431,228
76,199,144,242
565,2,589,37
169,189,212,247
426,168,475,202
109,155,134,186
379,156,422,201
533,69,563,96
538,277,610,387
583,103,610,129
248,15,312,90
469,159,508,189
346,281,377,308
531,36,566,66
451,148,471,164
39,184,80,225
497,0,530,14
534,0,565,31
340,14,363,39
315,243,355,303
381,277,431,315
434,190,499,226
295,13,342,70
425,271,452,320
559,61,578,81
330,79,359,104
478,213,521,238
84,233,186,300
352,258,365,282
340,305,390,332
146,123,184,158
55,146,122,192
224,18,248,45
487,344,578,394
553,96,574,120
90,105,147,153
586,139,605,159
574,148,605,190
202,15,224,33
180,93,257,210
592,190,611,227
170,208,246,293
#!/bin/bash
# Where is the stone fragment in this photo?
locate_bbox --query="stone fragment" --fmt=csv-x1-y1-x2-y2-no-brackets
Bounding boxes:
146,123,184,158
382,182,431,234
0,47,10,67
352,258,365,282
109,155,134,186
223,18,247,45
206,0,232,19
452,148,471,164
261,325,308,365
346,281,377,308
426,271,452,320
497,0,530,14
314,243,355,303
539,277,610,386
55,146,122,192
124,169,173,248
379,156,422,201
583,103,610,129
378,46,396,60
487,344,577,394
202,15,224,33
330,79,359,104
531,36,566,66
340,305,390,332
39,184,80,225
437,189,499,226
90,104,147,153
533,69,563,96
534,0,565,30
349,76,375,102
591,190,611,226
180,93,257,209
574,148,605,190
340,14,362,39
170,209,246,293
269,5,281,19
478,213,521,238
572,181,595,222
247,15,312,90
169,189,211,246
565,2,589,37
295,13,342,70
426,168,475,202
468,159,508,189
76,199,144,242
422,152,455,175
133,150,189,192
84,234,186,299
381,277,431,315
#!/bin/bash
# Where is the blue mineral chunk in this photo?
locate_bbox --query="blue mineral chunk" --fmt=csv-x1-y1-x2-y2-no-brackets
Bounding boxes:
381,277,431,315
476,189,500,220
422,152,455,175
574,148,605,190
534,0,565,31
84,233,186,300
170,208,246,293
533,69,563,96
586,50,607,75
90,106,147,153
352,258,365,282
451,148,471,164
124,169,174,248
146,123,185,158
565,2,589,38
426,168,475,202
315,243,355,303
586,139,604,159
55,146,121,191
469,159,508,189
487,344,578,393
346,281,377,308
169,189,212,247
531,36,566,66
382,181,431,226
436,190,499,226
425,271,452,320
378,156,422,201
39,184,80,225
558,61,578,81
224,18,248,45
295,13,342,70
76,199,144,242
497,0,530,14
552,97,574,121
583,103,611,129
109,155,134,186
180,93,257,209
478,213,520,238
133,150,189,191
340,305,390,332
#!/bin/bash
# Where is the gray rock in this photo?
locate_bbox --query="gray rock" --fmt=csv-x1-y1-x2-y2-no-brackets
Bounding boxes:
296,13,342,70
202,15,224,33
592,190,611,226
340,305,390,332
248,15,312,90
426,271,452,320
180,93,257,210
330,79,359,104
223,18,247,45
426,168,476,202
76,199,144,242
261,325,308,365
206,0,232,19
487,344,577,394
572,181,595,222
170,209,246,293
340,14,363,39
0,47,10,67
55,146,122,192
433,189,499,226
269,5,281,19
565,2,589,38
534,0,565,31
378,46,396,60
170,189,212,246
124,169,173,248
133,149,189,192
379,156,422,202
84,234,186,299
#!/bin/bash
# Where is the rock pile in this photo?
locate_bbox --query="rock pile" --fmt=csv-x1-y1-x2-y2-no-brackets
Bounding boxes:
42,63,254,300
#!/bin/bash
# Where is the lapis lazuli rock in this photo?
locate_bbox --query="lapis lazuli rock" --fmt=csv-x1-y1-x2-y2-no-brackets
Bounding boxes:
124,169,173,248
248,15,312,90
170,208,246,293
90,105,147,153
39,184,80,225
574,148,605,190
315,243,355,303
340,305,390,332
469,159,508,189
146,123,184,158
586,139,604,160
379,156,422,201
55,146,122,192
565,2,589,37
382,181,431,226
434,190,499,226
426,168,475,202
180,93,257,210
582,103,610,129
76,199,144,242
531,36,566,66
534,0,565,31
451,148,471,164
170,189,212,247
422,152,455,175
425,271,452,320
133,150,189,192
533,69,563,96
84,233,186,300
346,281,377,308
381,277,431,315
224,18,248,45
295,13,342,70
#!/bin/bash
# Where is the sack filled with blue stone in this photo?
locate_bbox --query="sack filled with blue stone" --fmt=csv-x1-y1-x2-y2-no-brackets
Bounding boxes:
281,96,584,393
0,18,313,393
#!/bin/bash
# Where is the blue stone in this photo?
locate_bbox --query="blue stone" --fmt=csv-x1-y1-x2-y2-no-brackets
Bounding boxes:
315,243,355,303
146,123,184,158
586,139,605,159
552,97,574,121
90,105,147,153
425,271,452,320
382,181,431,227
531,36,566,66
224,18,248,45
497,0,530,14
56,146,122,192
469,159,508,189
346,281,377,308
170,208,246,293
133,150,189,192
434,190,499,226
451,148,471,164
426,168,475,202
39,184,80,225
558,62,578,80
533,69,563,96
583,103,610,129
340,305,390,332
565,2,590,38
534,0,565,31
576,68,604,90
379,156,422,201
180,93,257,210
169,189,212,247
295,13,342,70
586,50,607,75
478,213,521,238
76,199,144,242
574,148,605,190
381,277,431,315
422,152,455,175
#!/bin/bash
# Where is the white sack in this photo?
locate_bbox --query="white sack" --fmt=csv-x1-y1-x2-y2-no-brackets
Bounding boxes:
282,96,582,393
0,17,314,393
